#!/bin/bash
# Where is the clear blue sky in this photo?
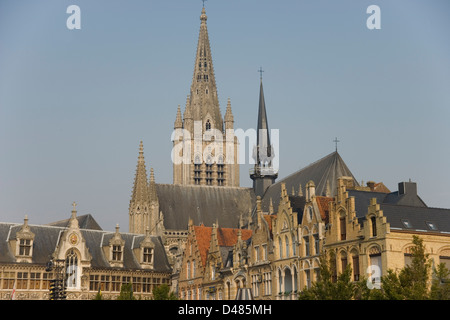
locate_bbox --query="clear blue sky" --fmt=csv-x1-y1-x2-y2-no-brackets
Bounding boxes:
1,0,449,232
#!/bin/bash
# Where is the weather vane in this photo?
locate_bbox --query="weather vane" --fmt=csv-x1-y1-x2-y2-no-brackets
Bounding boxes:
202,0,207,8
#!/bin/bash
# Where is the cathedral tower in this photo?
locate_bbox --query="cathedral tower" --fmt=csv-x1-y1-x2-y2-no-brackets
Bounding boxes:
172,7,239,187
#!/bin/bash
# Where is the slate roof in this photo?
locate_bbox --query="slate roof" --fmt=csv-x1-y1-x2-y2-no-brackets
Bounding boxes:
380,204,450,233
0,222,171,272
260,151,358,214
348,185,427,219
156,184,256,230
347,183,450,234
46,214,103,231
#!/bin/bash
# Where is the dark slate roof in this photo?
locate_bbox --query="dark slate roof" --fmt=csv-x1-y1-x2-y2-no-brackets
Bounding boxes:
0,223,16,263
47,214,103,231
348,182,427,219
156,184,256,230
0,222,171,272
261,151,358,213
347,183,450,234
380,204,450,233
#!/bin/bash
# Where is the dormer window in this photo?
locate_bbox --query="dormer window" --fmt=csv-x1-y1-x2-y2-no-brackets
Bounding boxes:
112,245,123,261
426,221,438,231
107,224,125,267
19,239,32,256
137,228,155,269
143,247,153,264
14,215,35,262
402,219,412,229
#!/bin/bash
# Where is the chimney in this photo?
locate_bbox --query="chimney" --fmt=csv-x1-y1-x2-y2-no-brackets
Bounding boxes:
398,180,417,196
367,181,375,192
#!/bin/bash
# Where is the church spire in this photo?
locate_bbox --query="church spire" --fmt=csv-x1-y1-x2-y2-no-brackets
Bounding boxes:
188,6,223,131
250,74,278,197
256,78,272,165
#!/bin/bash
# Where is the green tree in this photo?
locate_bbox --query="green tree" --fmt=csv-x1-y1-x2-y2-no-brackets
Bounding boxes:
93,288,103,300
299,251,357,300
372,235,440,300
430,263,450,300
117,283,135,300
152,284,178,300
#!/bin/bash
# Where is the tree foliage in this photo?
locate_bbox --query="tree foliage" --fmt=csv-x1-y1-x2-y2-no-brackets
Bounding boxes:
152,284,178,300
299,236,450,300
117,283,135,300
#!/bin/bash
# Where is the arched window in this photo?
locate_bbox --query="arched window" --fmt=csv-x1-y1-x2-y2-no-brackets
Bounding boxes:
205,120,211,131
65,249,79,289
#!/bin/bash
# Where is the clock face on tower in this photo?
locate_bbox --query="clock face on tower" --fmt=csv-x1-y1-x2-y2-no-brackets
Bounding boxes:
69,233,78,245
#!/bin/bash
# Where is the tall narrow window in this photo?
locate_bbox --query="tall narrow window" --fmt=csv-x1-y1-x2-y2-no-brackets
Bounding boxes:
371,217,377,237
314,234,320,255
65,249,79,288
217,164,224,186
340,217,346,240
304,236,310,257
278,238,283,259
205,164,213,185
194,163,201,185
341,253,348,272
285,236,290,258
205,120,211,131
352,255,360,281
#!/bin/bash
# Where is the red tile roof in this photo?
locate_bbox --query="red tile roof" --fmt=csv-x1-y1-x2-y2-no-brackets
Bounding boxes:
316,196,333,224
193,225,252,267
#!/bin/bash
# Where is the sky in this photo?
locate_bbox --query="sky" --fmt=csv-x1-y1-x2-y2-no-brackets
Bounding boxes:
1,0,449,232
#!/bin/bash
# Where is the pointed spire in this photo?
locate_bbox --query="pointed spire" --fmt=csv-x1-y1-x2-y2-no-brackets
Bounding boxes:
149,167,158,202
184,95,192,118
130,141,151,214
174,105,183,129
224,97,234,129
250,74,278,196
252,75,277,176
298,184,303,196
189,6,223,131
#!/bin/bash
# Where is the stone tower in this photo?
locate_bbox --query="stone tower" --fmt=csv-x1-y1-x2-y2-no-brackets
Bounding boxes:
172,7,239,187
